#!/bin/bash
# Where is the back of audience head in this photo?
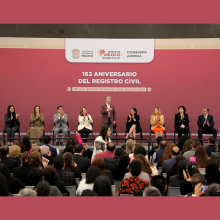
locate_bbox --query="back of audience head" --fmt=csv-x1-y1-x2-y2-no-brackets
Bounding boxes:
31,146,41,156
178,135,190,151
30,151,42,168
93,175,112,196
114,148,124,158
205,159,219,174
176,161,188,179
0,164,10,182
40,145,50,156
9,145,21,158
21,151,32,166
187,162,199,177
151,175,166,194
93,157,106,175
134,144,146,157
74,143,84,154
195,145,209,167
118,154,130,168
171,146,180,157
0,173,9,196
191,173,206,188
66,138,78,147
43,166,58,183
205,183,220,196
192,140,201,149
126,139,135,154
166,155,186,174
18,188,36,197
208,136,216,145
156,136,163,146
63,152,74,172
99,126,110,141
36,181,51,196
52,156,64,170
129,160,142,177
14,141,25,153
107,143,116,152
181,139,193,154
39,136,44,143
28,168,44,185
86,166,102,184
43,135,51,145
22,136,32,152
135,154,152,177
143,187,161,196
159,140,167,149
63,144,74,154
81,189,97,196
0,146,9,156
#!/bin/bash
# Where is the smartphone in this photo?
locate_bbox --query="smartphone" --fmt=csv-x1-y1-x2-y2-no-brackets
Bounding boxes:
201,185,208,193
83,143,86,146
70,131,75,135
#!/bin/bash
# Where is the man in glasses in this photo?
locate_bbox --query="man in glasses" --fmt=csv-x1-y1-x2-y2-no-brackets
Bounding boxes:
53,106,69,146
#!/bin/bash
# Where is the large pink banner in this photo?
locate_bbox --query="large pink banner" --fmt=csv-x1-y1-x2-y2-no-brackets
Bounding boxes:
1,48,220,137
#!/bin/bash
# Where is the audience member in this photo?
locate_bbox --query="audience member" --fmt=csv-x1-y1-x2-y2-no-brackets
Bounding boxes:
183,140,200,161
43,135,59,157
52,156,76,186
205,183,220,196
8,145,21,167
211,142,220,159
76,166,101,196
150,175,166,196
180,139,193,155
189,145,209,168
143,187,161,196
169,160,188,187
93,157,114,185
43,165,69,195
93,175,112,196
161,146,180,174
63,152,81,179
180,162,199,195
63,144,75,155
40,145,53,165
13,151,33,185
30,151,43,169
118,160,148,196
150,136,163,158
204,159,220,185
130,144,149,162
152,140,167,163
92,143,116,165
205,137,216,157
0,173,11,196
13,141,25,153
28,168,62,196
177,135,190,152
22,136,32,152
125,139,135,155
73,143,91,173
17,188,36,196
81,189,97,196
0,146,19,172
36,181,51,196
121,134,135,151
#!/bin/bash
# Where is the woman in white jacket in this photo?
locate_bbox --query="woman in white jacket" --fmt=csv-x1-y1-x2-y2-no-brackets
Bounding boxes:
78,107,93,143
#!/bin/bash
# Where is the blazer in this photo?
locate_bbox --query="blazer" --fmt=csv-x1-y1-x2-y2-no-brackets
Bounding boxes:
100,103,116,124
0,156,19,173
197,114,214,128
73,154,91,173
53,113,68,130
205,145,217,157
78,114,93,131
104,156,119,171
4,114,20,130
30,113,44,127
174,113,189,129
150,115,165,130
13,166,33,186
161,157,176,174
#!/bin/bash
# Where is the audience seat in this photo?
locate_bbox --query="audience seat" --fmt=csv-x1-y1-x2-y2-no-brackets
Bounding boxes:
120,194,134,196
114,179,122,196
167,186,181,196
81,173,86,180
198,168,206,175
66,185,76,196
75,178,80,186
158,167,162,175
111,185,116,196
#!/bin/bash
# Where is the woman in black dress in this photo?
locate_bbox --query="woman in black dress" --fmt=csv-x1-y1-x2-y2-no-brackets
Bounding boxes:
175,106,189,139
126,108,140,139
4,105,20,146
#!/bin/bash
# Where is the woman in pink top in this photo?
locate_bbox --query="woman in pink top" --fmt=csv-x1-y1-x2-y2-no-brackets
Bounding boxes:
189,145,209,168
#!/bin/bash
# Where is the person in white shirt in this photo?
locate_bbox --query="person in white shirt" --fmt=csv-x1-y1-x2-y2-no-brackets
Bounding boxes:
78,107,93,143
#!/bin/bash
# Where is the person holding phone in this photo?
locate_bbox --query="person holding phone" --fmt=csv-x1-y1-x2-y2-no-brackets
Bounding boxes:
27,105,44,143
150,107,165,139
53,106,69,146
78,107,93,143
4,105,20,146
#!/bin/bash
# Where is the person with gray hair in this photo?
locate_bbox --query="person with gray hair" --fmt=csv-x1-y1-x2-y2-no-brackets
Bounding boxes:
17,188,36,196
205,183,220,196
143,186,161,196
40,145,53,165
100,96,116,140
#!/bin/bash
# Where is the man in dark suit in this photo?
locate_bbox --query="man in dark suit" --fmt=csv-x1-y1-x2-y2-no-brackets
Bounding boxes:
205,136,217,157
100,96,116,140
197,108,217,145
161,146,180,174
0,146,19,173
104,148,124,170
73,143,91,173
52,156,76,186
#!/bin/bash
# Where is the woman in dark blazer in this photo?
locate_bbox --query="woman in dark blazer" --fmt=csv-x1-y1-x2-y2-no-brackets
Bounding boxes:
175,106,189,139
126,108,140,139
4,105,20,146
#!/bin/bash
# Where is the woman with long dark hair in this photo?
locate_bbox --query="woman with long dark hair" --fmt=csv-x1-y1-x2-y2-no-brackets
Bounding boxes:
126,108,140,139
27,105,44,143
91,126,111,161
22,136,32,152
175,106,189,139
4,105,20,146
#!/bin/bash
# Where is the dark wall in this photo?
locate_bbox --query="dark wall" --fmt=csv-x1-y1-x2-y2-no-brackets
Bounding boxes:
0,24,220,38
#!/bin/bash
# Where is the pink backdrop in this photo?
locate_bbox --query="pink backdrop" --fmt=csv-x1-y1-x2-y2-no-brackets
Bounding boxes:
1,48,220,137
